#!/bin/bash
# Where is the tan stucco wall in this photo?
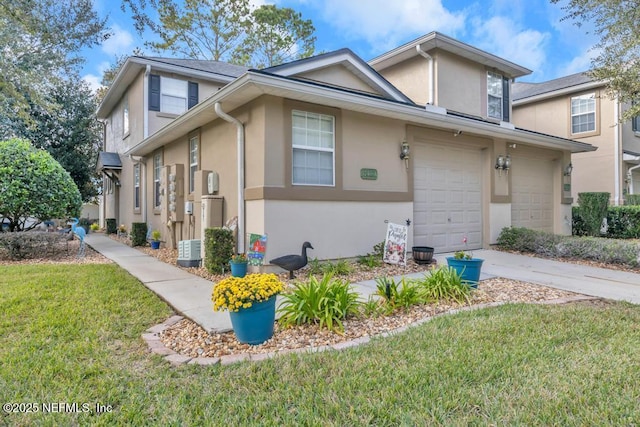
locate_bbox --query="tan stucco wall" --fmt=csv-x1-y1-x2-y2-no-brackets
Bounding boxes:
298,65,381,96
434,51,485,118
377,56,430,105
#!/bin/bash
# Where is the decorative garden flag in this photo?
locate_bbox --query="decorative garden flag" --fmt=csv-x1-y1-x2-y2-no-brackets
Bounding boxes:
383,222,407,266
247,233,268,266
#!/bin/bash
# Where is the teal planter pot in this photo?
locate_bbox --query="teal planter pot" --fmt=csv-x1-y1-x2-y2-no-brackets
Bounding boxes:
446,257,484,288
229,297,277,345
150,241,160,250
230,261,248,278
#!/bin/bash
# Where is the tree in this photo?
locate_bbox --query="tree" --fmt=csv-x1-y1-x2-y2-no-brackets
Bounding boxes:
553,0,640,122
0,0,109,129
235,5,316,68
7,79,103,202
0,138,81,231
121,0,316,68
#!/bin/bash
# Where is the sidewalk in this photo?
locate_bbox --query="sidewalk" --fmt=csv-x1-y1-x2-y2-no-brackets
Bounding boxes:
85,233,640,333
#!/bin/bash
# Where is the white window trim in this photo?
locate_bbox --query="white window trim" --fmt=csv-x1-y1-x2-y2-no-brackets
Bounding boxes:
292,110,335,187
153,153,162,209
571,93,596,135
123,96,130,137
487,71,503,120
133,163,140,210
189,136,198,193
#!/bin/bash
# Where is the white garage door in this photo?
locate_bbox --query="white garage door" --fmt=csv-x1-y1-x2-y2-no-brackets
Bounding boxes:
413,143,482,253
511,156,554,232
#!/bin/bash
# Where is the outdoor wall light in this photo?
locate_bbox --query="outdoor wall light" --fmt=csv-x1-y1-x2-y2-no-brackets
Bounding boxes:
495,154,511,176
564,162,573,177
400,140,410,169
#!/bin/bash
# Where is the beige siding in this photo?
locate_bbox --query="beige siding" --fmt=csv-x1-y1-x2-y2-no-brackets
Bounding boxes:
298,65,382,96
377,56,431,105
434,51,485,118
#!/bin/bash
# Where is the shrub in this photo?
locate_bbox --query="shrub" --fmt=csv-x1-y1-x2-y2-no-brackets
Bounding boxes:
306,257,323,275
416,266,471,304
626,194,640,206
204,227,234,274
605,206,640,239
577,192,610,237
277,274,361,332
130,222,148,247
105,218,117,234
0,232,67,260
375,276,422,311
357,253,381,269
321,259,354,276
90,223,100,232
497,227,640,267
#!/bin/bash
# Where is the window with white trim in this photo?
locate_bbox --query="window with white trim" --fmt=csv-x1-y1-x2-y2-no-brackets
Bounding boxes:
571,93,596,134
153,153,162,209
161,77,188,115
123,96,129,135
134,163,140,210
487,72,503,120
292,110,335,186
189,136,198,193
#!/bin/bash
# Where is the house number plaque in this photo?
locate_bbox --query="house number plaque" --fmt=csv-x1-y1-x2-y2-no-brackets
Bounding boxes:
360,168,378,180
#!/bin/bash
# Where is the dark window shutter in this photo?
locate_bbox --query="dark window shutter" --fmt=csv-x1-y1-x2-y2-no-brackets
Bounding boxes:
188,81,199,109
149,74,160,111
502,77,510,122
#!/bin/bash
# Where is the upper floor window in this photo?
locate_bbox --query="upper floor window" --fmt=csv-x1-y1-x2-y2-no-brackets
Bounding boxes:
149,74,199,115
153,152,163,209
292,110,335,186
571,93,596,134
123,96,129,136
189,135,199,193
488,72,509,121
133,163,141,210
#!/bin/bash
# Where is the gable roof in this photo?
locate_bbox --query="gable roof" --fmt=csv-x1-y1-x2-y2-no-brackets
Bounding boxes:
513,72,604,104
97,56,249,119
369,31,532,79
263,48,413,103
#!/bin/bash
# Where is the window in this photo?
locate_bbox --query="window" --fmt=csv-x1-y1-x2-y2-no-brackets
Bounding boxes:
571,93,596,134
133,163,140,210
633,115,640,133
189,136,198,193
148,75,199,114
153,153,162,209
292,110,335,186
123,96,129,135
487,72,509,121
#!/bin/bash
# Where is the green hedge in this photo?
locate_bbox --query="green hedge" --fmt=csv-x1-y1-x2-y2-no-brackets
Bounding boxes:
131,222,148,247
573,206,640,239
106,218,117,235
626,194,640,206
498,227,640,267
204,228,234,274
576,192,610,237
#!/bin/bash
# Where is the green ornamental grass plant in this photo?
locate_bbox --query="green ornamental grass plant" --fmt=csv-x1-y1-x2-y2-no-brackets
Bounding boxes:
417,266,472,304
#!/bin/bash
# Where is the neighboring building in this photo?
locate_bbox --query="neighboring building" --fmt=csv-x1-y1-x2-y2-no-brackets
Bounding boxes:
97,32,595,261
512,72,640,205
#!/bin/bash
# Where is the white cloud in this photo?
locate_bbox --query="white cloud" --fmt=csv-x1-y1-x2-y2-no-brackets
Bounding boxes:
316,0,466,54
82,74,103,93
471,16,550,74
558,47,600,76
102,24,134,56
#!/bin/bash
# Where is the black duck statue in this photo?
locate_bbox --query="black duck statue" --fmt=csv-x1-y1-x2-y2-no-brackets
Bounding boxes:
269,242,314,279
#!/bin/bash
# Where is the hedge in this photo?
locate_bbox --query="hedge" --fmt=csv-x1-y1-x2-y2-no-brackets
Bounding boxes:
204,228,234,274
573,206,640,239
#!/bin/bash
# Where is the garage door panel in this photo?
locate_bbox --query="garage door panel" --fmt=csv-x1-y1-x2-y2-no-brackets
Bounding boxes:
413,144,483,253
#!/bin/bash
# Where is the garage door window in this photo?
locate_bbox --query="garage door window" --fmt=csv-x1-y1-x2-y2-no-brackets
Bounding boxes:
292,110,335,186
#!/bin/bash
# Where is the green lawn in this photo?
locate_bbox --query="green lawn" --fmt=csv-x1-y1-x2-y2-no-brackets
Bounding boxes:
1,263,640,425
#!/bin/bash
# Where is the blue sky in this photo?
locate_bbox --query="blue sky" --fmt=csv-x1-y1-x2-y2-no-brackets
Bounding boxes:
82,0,599,91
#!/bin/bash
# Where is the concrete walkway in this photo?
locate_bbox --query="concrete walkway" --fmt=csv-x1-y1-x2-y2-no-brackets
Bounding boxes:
85,233,640,333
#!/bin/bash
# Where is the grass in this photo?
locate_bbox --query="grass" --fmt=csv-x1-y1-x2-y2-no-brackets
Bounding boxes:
2,263,640,425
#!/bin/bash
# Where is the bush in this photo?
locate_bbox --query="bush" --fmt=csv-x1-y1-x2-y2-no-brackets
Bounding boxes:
130,223,148,247
375,276,422,311
605,206,640,239
105,218,117,234
204,228,234,274
277,274,361,332
321,259,354,276
416,266,472,304
577,192,610,237
497,227,640,267
626,194,640,206
0,232,68,260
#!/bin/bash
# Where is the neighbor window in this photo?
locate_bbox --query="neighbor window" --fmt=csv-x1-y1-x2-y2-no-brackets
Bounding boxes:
488,71,510,121
133,163,140,210
189,136,198,193
571,93,596,134
633,115,640,133
149,75,199,114
123,96,129,136
153,152,162,209
292,110,335,186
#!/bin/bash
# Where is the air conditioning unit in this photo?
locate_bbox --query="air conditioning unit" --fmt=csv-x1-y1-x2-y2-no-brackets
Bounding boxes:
177,239,201,267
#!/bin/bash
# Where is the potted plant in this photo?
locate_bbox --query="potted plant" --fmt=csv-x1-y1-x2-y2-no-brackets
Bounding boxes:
150,230,161,249
90,223,100,232
212,273,284,345
229,253,248,278
446,237,484,288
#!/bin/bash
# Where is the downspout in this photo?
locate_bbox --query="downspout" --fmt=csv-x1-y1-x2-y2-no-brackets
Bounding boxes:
416,44,434,105
614,95,621,205
629,164,640,194
214,102,245,254
143,65,150,139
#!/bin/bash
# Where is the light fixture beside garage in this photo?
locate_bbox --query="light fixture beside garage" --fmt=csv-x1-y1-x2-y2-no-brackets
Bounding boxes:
400,140,410,168
564,162,573,176
495,154,511,176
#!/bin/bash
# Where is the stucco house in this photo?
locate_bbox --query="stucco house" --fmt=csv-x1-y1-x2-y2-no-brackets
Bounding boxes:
97,32,595,262
512,72,640,205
